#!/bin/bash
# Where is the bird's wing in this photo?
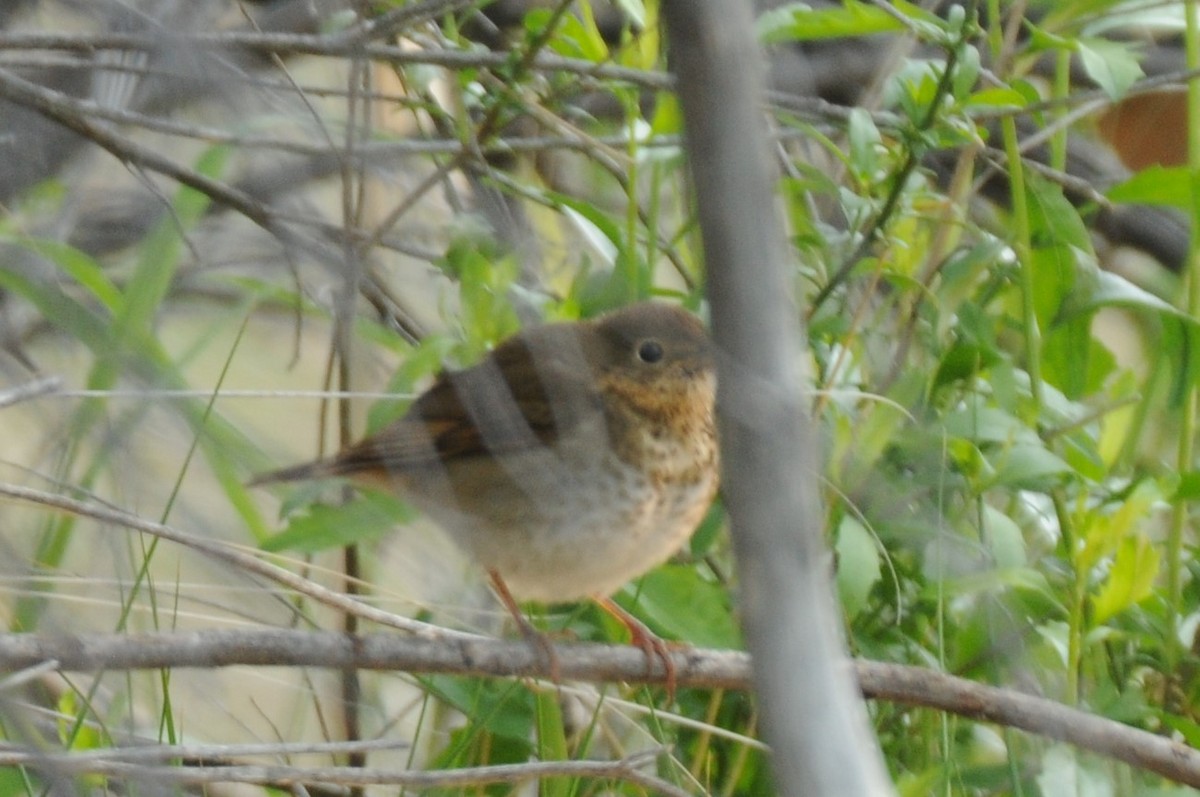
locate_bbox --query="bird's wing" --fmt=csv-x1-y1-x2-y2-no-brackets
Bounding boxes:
329,331,602,474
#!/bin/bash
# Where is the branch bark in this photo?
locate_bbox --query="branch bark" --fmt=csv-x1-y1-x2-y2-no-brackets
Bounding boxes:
659,1,896,795
1,744,689,796
1,630,1199,786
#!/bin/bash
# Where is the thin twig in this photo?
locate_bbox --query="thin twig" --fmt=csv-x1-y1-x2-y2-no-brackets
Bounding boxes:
0,65,276,231
0,483,479,643
2,746,689,796
0,31,675,92
0,376,63,409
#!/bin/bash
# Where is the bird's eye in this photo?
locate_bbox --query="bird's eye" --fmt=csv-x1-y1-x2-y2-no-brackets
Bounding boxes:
637,339,664,364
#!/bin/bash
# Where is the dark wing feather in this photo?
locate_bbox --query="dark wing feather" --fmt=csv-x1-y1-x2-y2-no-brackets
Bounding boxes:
325,324,602,475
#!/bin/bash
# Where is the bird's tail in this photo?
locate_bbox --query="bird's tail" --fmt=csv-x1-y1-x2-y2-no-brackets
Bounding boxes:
246,459,335,487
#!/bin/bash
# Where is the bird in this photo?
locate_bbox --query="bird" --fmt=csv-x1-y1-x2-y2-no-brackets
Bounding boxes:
252,301,720,687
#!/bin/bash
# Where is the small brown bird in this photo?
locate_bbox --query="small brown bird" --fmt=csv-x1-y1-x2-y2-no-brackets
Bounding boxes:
253,302,719,672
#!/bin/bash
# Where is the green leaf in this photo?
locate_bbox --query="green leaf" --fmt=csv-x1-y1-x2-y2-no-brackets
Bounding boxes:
57,691,105,751
1084,5,1185,36
1053,264,1200,406
1162,316,1200,407
1036,745,1111,797
93,144,231,395
757,2,904,43
1078,481,1160,569
1020,170,1095,339
1061,427,1107,483
1042,316,1115,400
847,107,883,186
688,500,726,557
950,42,981,101
439,229,521,357
1076,37,1144,100
1092,534,1160,624
1161,713,1200,749
835,516,882,620
1062,268,1200,325
531,7,608,61
423,676,535,744
934,239,1013,321
649,91,683,136
943,402,1040,446
934,340,1002,389
1026,171,1091,251
609,0,646,30
1106,165,1191,207
933,566,1056,604
839,388,914,477
261,492,417,552
963,87,1029,112
555,194,623,259
0,235,121,310
985,443,1072,491
982,505,1025,569
0,266,109,344
623,565,742,648
534,688,570,797
1174,471,1200,501
1029,243,1078,331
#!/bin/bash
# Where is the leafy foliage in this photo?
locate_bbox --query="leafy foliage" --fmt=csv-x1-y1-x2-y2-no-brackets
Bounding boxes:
3,0,1200,794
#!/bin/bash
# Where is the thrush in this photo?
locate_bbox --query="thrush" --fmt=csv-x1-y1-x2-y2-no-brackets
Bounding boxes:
253,301,720,690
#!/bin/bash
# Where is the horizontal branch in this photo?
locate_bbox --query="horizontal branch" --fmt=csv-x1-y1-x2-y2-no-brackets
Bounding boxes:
857,662,1200,786
3,744,688,796
0,30,674,92
0,628,750,688
2,629,1199,785
0,27,866,129
7,27,1200,125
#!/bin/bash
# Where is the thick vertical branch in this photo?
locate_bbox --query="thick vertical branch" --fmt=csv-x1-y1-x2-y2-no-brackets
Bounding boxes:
659,2,895,795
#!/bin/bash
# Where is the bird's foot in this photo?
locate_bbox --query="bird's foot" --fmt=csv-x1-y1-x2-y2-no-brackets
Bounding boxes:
488,569,562,683
595,595,679,703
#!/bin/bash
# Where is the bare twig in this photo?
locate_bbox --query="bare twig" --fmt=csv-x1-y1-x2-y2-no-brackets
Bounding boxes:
857,662,1200,787
0,31,675,92
0,629,750,687
0,65,276,230
0,482,479,643
1,745,689,796
0,376,63,409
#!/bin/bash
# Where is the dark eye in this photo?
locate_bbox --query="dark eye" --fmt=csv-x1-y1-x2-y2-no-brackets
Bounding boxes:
637,339,664,364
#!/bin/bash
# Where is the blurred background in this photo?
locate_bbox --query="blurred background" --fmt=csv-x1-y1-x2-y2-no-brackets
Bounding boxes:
3,1,1200,794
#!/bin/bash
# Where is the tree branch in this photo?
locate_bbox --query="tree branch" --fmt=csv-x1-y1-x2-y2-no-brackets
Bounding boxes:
1,744,689,796
0,30,674,93
2,481,1199,784
661,0,893,794
1,629,1199,785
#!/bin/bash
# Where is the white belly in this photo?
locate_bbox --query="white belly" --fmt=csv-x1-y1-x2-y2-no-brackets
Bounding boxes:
411,446,716,602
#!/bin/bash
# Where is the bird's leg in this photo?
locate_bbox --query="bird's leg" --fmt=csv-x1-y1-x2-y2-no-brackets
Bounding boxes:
487,569,562,683
594,595,677,702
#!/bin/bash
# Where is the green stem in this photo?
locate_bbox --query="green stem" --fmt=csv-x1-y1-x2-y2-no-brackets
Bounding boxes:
992,1,1089,710
1050,48,1071,172
1057,491,1084,706
1001,117,1040,408
1166,0,1200,676
987,0,1041,412
811,18,964,311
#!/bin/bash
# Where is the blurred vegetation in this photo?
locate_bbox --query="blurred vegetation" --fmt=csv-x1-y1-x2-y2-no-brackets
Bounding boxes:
4,0,1200,794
